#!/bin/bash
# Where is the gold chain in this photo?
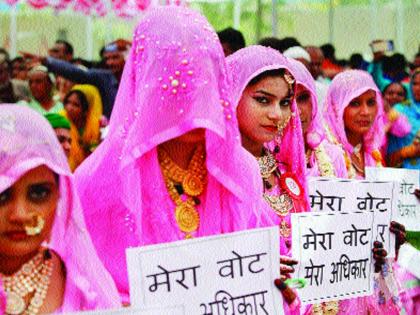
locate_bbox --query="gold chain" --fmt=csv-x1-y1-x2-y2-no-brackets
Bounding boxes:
2,250,53,315
158,145,207,239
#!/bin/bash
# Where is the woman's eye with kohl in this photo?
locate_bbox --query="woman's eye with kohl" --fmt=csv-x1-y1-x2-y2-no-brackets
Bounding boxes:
349,100,360,107
254,96,270,104
28,184,52,202
367,98,377,107
279,98,291,107
297,93,310,103
0,188,11,205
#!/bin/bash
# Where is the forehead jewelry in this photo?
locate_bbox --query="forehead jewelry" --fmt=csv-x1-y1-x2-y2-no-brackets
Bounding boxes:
24,215,45,236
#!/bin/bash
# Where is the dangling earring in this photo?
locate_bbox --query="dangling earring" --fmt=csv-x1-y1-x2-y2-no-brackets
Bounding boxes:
24,215,45,236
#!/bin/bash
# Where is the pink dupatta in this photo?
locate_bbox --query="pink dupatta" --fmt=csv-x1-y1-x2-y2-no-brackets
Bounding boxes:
75,7,265,302
0,105,120,312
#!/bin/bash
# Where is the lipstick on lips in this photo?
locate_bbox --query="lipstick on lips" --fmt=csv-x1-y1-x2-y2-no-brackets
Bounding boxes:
262,125,278,133
4,230,29,241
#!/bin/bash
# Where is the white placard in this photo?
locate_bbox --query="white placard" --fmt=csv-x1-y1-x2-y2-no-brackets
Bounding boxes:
366,167,420,231
292,211,374,304
397,244,420,279
127,227,283,315
65,305,184,315
308,177,397,257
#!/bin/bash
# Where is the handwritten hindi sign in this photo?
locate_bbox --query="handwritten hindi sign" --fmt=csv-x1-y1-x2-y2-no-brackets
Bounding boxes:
308,177,397,256
127,227,283,315
365,167,420,231
66,305,184,315
292,211,374,304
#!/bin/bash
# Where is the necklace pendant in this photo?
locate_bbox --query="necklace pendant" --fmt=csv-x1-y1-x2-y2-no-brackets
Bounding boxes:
263,193,293,217
5,291,26,315
182,173,204,196
279,220,291,238
175,203,200,233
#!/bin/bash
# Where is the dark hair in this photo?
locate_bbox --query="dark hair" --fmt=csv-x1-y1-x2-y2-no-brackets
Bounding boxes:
280,37,301,52
382,82,407,98
258,37,283,53
320,43,335,60
349,53,364,69
217,27,245,53
55,40,74,56
64,90,89,114
0,48,10,62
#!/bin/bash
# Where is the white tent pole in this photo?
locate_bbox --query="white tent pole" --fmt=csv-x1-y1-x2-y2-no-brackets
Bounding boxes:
328,0,334,43
233,0,241,29
10,4,17,57
369,0,379,41
86,15,93,60
395,0,404,54
271,0,278,37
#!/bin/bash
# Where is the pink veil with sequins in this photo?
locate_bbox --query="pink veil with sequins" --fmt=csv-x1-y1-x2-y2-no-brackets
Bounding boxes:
75,7,264,302
226,45,310,213
0,105,120,312
323,70,385,167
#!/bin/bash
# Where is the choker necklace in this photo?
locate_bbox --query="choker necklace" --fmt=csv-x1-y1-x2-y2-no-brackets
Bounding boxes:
158,145,207,239
256,149,277,180
2,249,53,315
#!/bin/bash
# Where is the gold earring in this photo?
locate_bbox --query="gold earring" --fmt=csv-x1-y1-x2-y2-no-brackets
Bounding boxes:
24,215,45,236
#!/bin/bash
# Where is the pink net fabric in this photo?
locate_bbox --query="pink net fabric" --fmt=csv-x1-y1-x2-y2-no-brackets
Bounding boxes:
75,7,265,302
0,105,120,312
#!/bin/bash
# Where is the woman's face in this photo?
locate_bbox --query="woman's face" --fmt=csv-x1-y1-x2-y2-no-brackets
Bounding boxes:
0,166,59,260
412,73,420,102
383,83,406,107
343,89,378,139
64,92,84,123
237,75,292,148
295,84,313,134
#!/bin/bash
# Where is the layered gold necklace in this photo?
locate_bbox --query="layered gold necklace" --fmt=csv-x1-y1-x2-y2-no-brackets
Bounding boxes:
2,250,53,315
158,145,207,239
257,149,293,237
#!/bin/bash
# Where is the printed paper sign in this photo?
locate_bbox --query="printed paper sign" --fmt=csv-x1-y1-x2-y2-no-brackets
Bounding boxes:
65,305,184,315
292,211,374,304
127,227,283,315
308,177,397,256
366,167,420,231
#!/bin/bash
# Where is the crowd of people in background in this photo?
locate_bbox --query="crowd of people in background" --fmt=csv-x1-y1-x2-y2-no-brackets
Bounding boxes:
0,5,420,315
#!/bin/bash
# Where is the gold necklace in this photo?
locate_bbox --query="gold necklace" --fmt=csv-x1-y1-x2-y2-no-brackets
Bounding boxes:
158,145,207,239
256,150,277,179
2,250,53,315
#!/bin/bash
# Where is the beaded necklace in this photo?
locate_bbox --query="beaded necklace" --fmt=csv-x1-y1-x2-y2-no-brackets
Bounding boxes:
158,145,207,239
2,249,53,315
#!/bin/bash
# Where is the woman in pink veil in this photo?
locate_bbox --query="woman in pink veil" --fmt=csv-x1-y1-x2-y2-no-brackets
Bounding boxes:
0,105,120,313
287,58,347,178
227,45,310,314
322,70,402,314
323,70,385,179
75,6,266,303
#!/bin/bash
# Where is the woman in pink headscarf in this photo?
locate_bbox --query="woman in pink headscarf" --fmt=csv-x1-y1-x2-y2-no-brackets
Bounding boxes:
75,7,266,303
0,105,120,314
323,70,403,314
227,45,310,314
287,58,347,178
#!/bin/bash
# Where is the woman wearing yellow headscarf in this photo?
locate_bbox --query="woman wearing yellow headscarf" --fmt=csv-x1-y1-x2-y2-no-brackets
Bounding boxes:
62,84,103,171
